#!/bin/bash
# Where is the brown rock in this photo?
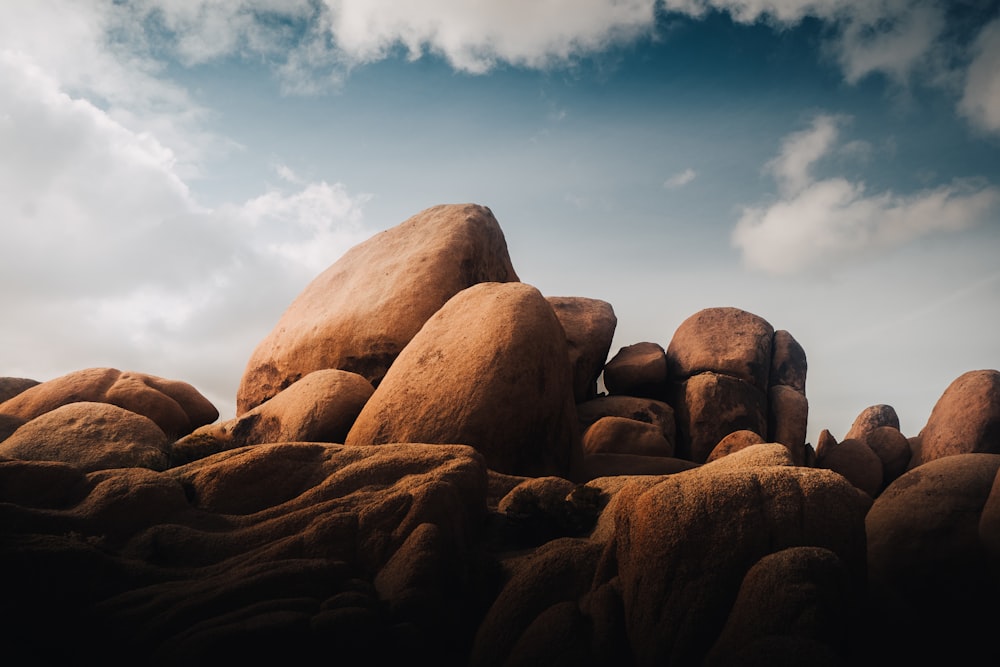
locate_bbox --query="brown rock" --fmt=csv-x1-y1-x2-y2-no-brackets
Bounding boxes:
578,453,698,481
546,297,617,403
767,384,808,465
173,369,374,464
979,467,1000,558
0,367,218,439
237,204,519,414
469,538,604,667
706,429,766,463
917,369,1000,464
0,376,39,404
666,307,775,390
845,404,900,442
814,429,837,460
0,413,25,442
602,342,668,399
867,453,1000,661
612,460,870,665
346,282,578,478
0,401,171,472
576,395,675,446
582,416,674,458
866,426,911,487
815,436,883,498
673,371,768,463
770,330,807,394
705,547,855,667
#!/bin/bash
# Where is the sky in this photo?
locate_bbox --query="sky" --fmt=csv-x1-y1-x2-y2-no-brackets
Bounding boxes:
1,0,999,446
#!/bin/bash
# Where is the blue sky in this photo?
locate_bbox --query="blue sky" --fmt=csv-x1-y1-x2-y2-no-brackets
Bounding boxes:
1,1,999,445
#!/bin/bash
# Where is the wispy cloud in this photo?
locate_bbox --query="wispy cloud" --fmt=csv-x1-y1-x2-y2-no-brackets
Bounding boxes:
664,167,697,189
732,114,1000,275
960,17,1000,135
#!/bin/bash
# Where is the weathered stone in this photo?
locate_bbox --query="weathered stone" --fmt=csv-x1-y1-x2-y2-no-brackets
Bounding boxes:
0,401,171,472
578,453,698,481
0,376,39,404
705,547,855,667
815,437,883,498
237,204,519,414
576,395,675,446
768,384,808,465
582,416,674,458
770,330,807,394
666,307,775,390
546,297,617,404
612,460,870,665
866,426,911,487
916,369,1000,465
346,282,578,478
0,367,218,439
602,342,668,399
173,369,374,464
706,429,766,463
867,454,1000,662
845,404,900,442
673,372,768,463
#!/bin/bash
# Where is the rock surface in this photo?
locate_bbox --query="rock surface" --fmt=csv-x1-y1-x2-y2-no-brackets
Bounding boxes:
236,203,519,414
346,282,579,478
0,367,218,439
3,203,998,666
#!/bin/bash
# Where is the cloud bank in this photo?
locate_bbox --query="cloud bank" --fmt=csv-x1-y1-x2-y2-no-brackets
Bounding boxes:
732,114,1000,275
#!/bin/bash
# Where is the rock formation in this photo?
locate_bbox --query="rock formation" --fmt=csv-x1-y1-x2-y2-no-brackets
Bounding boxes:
2,203,999,665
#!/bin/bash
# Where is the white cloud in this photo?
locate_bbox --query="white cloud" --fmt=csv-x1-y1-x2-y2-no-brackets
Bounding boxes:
732,114,1000,275
960,18,1000,135
322,0,657,73
0,41,373,419
664,168,697,189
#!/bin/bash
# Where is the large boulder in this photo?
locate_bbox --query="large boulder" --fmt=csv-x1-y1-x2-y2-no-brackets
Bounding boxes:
666,307,775,391
581,416,674,458
602,342,668,399
672,372,767,463
546,297,617,404
0,367,218,439
0,401,171,472
866,453,1000,663
915,369,1000,465
236,204,519,414
346,282,579,478
845,404,900,442
172,369,374,464
611,454,870,665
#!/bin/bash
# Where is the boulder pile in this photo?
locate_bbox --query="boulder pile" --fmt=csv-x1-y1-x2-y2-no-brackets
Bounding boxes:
2,203,999,665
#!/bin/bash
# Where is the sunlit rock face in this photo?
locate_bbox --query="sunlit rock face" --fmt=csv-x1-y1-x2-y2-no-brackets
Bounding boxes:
236,203,519,415
3,203,999,665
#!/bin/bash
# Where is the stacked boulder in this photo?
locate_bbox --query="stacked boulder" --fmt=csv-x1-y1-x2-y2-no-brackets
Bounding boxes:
3,202,1000,665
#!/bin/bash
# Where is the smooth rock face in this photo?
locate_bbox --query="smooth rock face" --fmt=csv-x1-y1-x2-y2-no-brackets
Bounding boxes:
666,307,775,391
0,401,171,472
237,203,519,414
770,330,807,394
346,282,578,478
173,369,374,464
0,367,218,439
575,395,676,446
816,436,883,498
546,296,617,404
603,342,668,399
581,416,674,458
845,404,900,441
916,369,1000,464
706,429,766,462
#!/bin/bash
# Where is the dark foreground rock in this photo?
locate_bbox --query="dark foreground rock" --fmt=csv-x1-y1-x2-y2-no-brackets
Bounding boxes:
2,203,998,666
